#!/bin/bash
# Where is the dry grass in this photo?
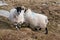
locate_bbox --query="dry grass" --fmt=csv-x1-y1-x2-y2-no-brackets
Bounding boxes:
0,0,60,40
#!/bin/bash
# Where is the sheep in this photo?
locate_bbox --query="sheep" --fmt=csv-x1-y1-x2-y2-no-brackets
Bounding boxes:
21,8,49,34
0,7,23,29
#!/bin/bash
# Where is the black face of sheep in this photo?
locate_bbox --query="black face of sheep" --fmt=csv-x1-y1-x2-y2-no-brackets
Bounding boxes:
16,7,24,15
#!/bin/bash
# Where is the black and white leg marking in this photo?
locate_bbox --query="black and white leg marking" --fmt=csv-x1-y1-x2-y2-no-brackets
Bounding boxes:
39,28,41,30
45,27,48,34
14,23,20,29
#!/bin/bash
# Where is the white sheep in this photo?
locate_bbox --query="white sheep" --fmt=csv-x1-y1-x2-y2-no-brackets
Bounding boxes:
22,8,49,34
0,7,23,29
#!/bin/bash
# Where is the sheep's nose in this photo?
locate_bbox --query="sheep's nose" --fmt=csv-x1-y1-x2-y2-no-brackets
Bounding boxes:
18,12,20,15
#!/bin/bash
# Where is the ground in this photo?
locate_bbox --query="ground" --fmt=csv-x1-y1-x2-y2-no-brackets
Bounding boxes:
0,0,60,40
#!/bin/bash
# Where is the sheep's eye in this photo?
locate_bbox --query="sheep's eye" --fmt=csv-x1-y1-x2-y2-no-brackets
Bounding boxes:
21,8,24,10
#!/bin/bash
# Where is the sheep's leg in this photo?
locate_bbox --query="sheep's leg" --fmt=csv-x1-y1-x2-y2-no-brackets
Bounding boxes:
35,26,41,31
14,23,20,29
34,28,40,31
27,23,30,28
17,24,21,29
16,25,19,29
34,27,39,31
14,24,19,29
39,28,41,30
21,22,27,27
29,25,36,31
34,28,37,31
16,24,20,29
45,27,48,34
31,27,37,31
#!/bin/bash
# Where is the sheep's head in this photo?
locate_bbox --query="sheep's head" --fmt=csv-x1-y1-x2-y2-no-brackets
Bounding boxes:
16,7,25,24
24,8,32,14
15,6,24,15
21,6,28,13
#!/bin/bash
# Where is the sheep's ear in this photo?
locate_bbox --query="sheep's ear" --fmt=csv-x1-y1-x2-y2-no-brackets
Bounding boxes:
15,7,19,12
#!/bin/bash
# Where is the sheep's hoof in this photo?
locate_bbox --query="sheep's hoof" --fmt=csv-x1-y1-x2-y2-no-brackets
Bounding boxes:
16,27,19,30
18,26,21,29
45,28,48,34
45,32,48,34
34,28,39,31
35,28,37,31
16,25,21,30
17,24,21,29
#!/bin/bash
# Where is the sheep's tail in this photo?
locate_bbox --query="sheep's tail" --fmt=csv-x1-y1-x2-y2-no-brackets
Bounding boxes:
45,17,49,24
0,10,10,18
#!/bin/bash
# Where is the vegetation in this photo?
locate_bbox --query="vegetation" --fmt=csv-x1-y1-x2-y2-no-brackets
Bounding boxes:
0,0,60,40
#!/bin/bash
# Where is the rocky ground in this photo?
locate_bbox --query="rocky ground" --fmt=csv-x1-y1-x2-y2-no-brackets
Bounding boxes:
0,0,60,40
